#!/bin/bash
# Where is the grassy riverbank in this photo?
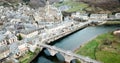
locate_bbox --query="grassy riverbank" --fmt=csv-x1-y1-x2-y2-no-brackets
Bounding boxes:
19,48,40,63
19,51,34,63
75,32,120,63
104,21,120,25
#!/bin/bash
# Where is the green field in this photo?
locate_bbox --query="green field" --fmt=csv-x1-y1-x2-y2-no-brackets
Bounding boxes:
54,0,89,13
104,21,120,25
19,51,34,63
76,32,120,63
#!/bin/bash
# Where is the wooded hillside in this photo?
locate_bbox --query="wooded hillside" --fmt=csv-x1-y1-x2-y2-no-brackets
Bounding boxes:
74,0,120,10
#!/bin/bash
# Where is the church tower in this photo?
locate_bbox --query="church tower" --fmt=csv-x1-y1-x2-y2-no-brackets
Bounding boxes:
45,0,50,15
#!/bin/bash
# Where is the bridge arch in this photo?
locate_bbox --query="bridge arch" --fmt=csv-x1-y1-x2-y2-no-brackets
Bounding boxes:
46,47,58,56
54,52,65,62
64,54,75,63
70,59,81,63
42,48,51,56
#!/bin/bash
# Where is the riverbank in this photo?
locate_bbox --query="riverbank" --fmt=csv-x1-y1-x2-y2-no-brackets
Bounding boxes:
75,32,120,63
103,21,120,25
18,48,40,63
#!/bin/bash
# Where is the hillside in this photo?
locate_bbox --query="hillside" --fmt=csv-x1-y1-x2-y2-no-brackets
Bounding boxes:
1,0,120,13
53,0,120,13
0,0,22,3
0,0,60,7
74,0,120,13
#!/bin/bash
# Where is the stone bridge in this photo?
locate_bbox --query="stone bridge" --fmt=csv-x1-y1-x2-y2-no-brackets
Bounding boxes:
39,44,101,63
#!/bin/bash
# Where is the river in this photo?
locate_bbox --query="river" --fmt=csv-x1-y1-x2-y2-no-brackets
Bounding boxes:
32,25,120,63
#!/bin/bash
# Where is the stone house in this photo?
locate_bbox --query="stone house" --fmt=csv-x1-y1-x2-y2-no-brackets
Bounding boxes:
0,34,17,46
90,14,108,20
0,45,10,60
71,12,89,20
19,29,38,38
115,13,120,19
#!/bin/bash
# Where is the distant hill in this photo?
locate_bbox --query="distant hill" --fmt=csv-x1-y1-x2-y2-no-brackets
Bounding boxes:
0,0,60,8
74,0,120,10
29,0,60,8
0,0,22,3
1,0,120,9
1,0,120,13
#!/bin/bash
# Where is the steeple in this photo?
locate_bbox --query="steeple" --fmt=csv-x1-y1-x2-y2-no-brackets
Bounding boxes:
45,0,50,15
46,0,50,5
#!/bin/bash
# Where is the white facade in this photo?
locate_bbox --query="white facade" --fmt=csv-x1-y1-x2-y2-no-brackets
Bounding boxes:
0,50,10,59
0,45,10,59
115,13,120,19
10,19,21,24
20,31,38,38
71,12,89,20
0,35,17,46
90,14,108,20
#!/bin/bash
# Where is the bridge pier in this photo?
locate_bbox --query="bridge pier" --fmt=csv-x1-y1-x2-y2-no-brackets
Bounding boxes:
47,48,58,56
64,55,75,63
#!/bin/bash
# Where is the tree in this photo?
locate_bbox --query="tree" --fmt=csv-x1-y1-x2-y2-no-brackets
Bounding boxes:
17,34,23,40
23,0,30,3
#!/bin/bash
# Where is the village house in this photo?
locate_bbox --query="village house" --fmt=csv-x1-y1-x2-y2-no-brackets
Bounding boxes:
109,15,116,19
0,33,17,46
0,19,4,25
0,35,7,46
71,12,89,20
10,19,21,24
11,36,40,57
33,11,44,22
26,37,39,52
16,23,39,38
17,43,28,57
9,37,39,58
90,14,108,20
79,13,89,20
115,13,120,19
9,42,28,58
0,15,9,23
19,29,38,38
64,16,71,21
9,42,20,58
0,45,10,60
